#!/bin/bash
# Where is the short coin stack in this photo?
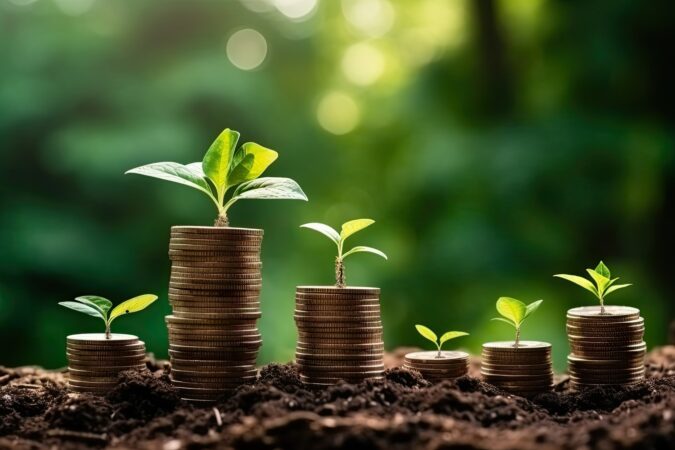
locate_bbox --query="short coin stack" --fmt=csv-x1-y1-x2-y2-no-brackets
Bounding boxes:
403,351,469,382
67,333,146,394
167,226,263,403
481,341,554,397
567,305,646,389
294,286,384,386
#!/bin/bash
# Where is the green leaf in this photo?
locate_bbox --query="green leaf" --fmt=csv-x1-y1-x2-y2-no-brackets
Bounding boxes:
604,283,632,296
415,324,438,344
59,301,105,321
229,177,308,203
554,274,599,298
75,296,112,317
439,331,468,346
202,128,240,200
496,297,527,327
109,294,158,324
524,299,543,319
340,219,375,242
227,142,278,187
341,246,388,260
595,261,611,278
491,317,515,327
300,223,340,245
586,269,610,295
125,162,215,199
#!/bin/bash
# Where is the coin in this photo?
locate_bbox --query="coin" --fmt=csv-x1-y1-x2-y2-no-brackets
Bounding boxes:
296,285,379,294
67,333,139,344
169,349,258,360
171,225,263,235
166,314,261,325
172,261,263,270
169,287,261,297
295,294,381,302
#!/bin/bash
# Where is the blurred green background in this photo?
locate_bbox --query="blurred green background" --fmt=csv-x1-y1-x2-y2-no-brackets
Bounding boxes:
1,0,673,372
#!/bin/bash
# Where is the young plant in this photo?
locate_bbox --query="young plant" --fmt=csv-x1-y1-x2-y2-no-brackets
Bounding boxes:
300,219,387,288
126,128,307,227
491,297,543,348
554,261,631,314
415,325,469,358
59,294,158,339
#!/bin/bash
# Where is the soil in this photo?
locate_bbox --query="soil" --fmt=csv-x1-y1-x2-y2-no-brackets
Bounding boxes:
0,347,673,450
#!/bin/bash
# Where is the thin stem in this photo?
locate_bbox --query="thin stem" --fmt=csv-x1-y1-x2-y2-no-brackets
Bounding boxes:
599,296,606,314
335,257,345,288
436,343,442,358
105,322,111,340
514,327,520,348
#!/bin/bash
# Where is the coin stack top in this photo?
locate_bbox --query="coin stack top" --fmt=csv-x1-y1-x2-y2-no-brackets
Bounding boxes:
566,305,645,389
480,341,554,397
403,351,469,382
167,226,263,404
66,333,146,394
294,286,384,386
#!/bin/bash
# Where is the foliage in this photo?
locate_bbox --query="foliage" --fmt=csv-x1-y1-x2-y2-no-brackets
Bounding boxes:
415,324,468,357
491,297,543,347
554,261,632,313
59,294,158,339
126,129,307,226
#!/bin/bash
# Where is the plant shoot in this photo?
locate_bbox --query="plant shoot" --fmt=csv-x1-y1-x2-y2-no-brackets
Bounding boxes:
300,219,387,288
59,294,158,339
491,297,543,348
126,128,307,227
554,261,631,314
415,324,469,358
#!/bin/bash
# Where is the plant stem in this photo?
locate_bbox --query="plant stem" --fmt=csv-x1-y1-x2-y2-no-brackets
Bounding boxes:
105,323,111,340
599,297,606,315
436,344,442,358
214,212,229,227
514,327,520,348
335,257,345,288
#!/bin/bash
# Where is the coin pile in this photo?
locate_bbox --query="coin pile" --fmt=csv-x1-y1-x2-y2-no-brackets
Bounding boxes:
67,333,146,394
481,341,553,397
403,351,469,382
167,226,263,403
567,305,646,389
294,286,384,386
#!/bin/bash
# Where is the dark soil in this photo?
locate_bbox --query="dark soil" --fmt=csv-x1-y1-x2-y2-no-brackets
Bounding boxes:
1,347,673,450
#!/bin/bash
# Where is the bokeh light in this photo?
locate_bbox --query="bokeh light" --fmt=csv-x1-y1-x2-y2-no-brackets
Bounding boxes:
342,0,395,37
317,92,360,135
53,0,96,16
274,0,317,20
341,43,386,86
226,28,268,71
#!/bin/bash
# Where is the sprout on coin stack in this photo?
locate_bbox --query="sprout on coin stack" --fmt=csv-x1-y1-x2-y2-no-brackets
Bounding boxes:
481,297,554,397
59,294,157,394
555,261,645,388
295,219,387,386
403,325,469,382
127,128,307,403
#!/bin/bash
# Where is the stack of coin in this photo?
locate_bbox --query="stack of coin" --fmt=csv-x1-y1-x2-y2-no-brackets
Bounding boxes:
167,226,263,403
294,286,384,386
403,351,469,382
567,306,646,389
66,333,146,394
481,341,554,397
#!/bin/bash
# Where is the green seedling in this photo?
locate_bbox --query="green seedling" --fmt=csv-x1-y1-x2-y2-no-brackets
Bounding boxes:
126,128,307,227
59,294,158,339
491,297,543,348
300,219,387,288
415,325,469,358
554,260,631,314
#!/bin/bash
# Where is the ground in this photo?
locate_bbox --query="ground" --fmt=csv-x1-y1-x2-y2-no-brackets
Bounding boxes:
0,347,673,450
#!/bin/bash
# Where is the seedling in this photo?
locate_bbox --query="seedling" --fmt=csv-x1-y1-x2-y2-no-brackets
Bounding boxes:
491,297,543,348
554,261,632,314
126,128,307,227
59,294,158,339
415,325,469,358
300,219,387,288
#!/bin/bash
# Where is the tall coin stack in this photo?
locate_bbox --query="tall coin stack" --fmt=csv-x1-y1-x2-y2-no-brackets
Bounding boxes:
67,333,146,394
294,286,384,386
167,226,263,403
403,351,469,382
481,341,554,397
567,306,646,389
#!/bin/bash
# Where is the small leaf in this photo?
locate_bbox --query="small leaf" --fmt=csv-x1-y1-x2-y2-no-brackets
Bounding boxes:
202,128,240,199
75,296,113,316
496,297,527,327
125,162,215,199
604,283,632,296
586,269,610,295
491,317,515,327
59,301,105,321
109,294,158,324
227,142,278,187
230,177,308,202
340,219,375,242
595,261,611,278
554,274,599,297
341,246,388,260
300,223,340,245
524,299,543,319
415,324,438,344
439,331,468,346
